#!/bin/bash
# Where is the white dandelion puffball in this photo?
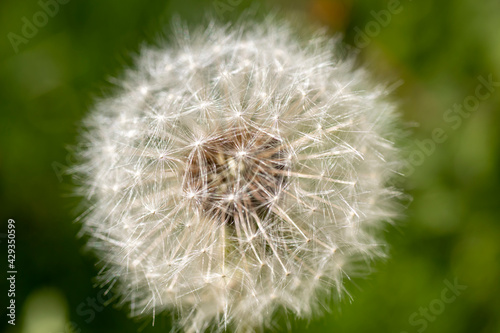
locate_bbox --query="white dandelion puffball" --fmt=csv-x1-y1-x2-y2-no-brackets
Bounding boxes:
75,18,401,332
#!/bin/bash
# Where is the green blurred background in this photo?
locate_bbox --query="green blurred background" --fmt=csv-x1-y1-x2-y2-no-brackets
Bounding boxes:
1,0,499,332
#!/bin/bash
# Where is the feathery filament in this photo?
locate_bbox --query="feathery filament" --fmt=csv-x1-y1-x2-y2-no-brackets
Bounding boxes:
74,18,402,332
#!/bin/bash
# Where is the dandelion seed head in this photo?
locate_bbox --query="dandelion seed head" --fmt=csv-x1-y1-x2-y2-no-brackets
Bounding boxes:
74,17,403,332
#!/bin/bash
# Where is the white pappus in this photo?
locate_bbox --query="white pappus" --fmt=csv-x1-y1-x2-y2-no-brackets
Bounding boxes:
73,16,403,333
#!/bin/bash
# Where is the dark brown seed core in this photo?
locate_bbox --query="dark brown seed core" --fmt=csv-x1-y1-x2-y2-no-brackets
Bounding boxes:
183,128,290,224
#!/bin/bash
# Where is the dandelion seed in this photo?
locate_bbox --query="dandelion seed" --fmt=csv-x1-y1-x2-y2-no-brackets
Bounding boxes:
73,17,403,333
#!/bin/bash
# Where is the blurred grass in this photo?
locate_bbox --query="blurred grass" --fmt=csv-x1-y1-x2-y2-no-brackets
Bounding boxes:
0,0,499,332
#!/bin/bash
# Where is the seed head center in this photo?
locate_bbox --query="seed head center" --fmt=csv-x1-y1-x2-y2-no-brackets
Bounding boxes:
183,129,289,224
